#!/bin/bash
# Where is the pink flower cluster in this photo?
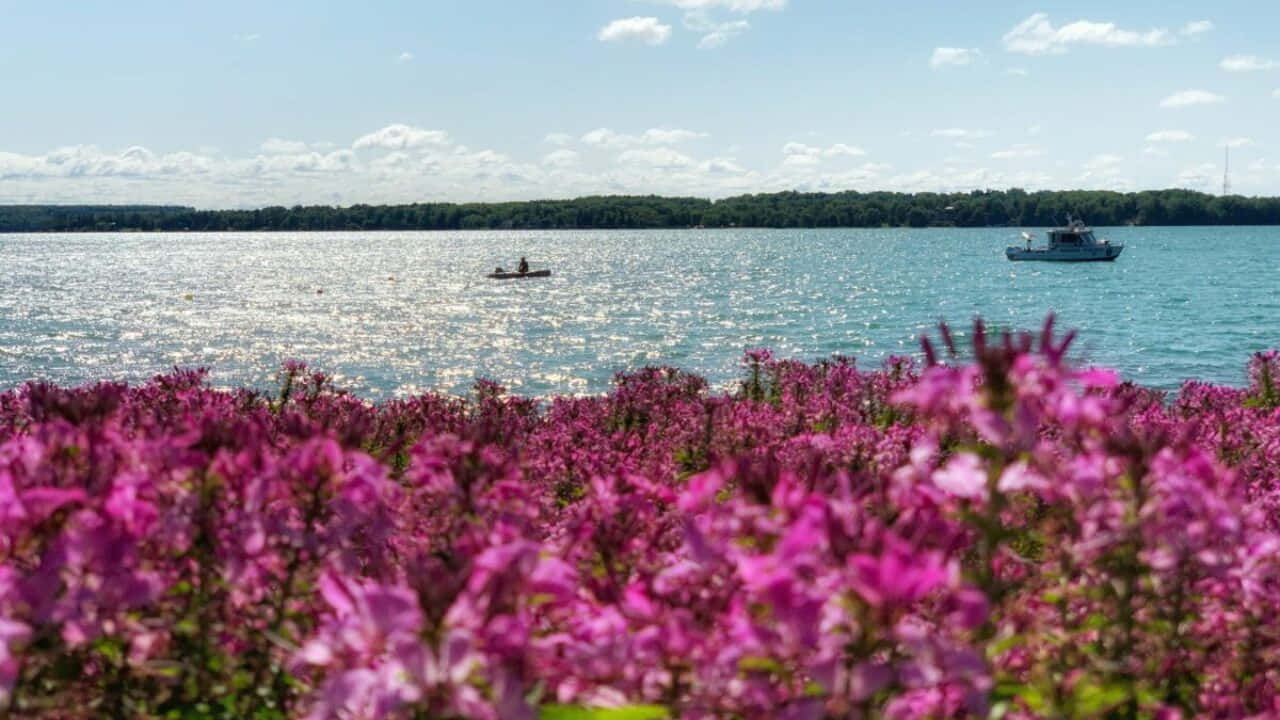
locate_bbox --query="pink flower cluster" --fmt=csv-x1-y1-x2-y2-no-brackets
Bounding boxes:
2,317,1280,718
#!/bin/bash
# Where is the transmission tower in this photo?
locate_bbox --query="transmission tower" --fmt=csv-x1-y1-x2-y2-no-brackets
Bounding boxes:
1223,146,1231,196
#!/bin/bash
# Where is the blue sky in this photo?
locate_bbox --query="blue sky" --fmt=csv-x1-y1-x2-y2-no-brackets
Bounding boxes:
1,0,1278,208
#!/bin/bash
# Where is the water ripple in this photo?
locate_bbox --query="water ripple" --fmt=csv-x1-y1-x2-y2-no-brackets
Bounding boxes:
2,227,1279,396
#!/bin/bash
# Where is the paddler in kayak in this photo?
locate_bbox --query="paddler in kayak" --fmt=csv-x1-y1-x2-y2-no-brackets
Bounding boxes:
517,257,529,274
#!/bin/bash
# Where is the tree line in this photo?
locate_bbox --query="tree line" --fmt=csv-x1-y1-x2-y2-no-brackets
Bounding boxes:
4,188,1280,232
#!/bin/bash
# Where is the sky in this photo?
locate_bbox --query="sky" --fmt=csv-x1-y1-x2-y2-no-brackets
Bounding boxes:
1,0,1278,208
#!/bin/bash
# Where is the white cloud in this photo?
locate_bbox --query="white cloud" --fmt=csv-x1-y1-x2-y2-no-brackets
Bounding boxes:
0,151,42,178
1074,153,1131,188
233,33,260,43
582,128,627,147
544,133,572,146
1176,162,1218,189
1220,55,1279,72
1143,146,1169,156
352,124,450,150
825,143,866,157
683,12,751,49
0,136,1142,205
699,157,746,174
617,147,694,169
697,20,750,49
657,0,783,47
238,150,357,176
1027,125,1041,136
650,0,785,11
930,128,992,140
1145,130,1194,142
542,149,580,167
581,127,706,148
930,47,982,69
261,138,311,154
1084,153,1123,169
1,144,222,179
1004,67,1029,76
1181,20,1213,36
397,52,414,64
1159,89,1225,108
701,23,747,48
439,147,510,170
1003,13,1174,55
1222,137,1253,148
598,17,672,45
781,142,865,164
0,129,780,206
642,128,707,144
368,151,414,173
885,166,1054,192
782,142,821,156
14,116,1280,208
782,153,820,167
991,144,1043,159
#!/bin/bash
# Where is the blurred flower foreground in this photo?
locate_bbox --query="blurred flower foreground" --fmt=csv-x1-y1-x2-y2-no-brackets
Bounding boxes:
3,317,1280,719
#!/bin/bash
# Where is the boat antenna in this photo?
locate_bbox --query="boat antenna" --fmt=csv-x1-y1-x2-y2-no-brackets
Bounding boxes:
1223,146,1231,196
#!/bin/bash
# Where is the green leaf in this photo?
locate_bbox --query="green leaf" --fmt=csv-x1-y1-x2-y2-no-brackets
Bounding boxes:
539,705,669,720
738,655,782,674
1082,612,1111,630
93,636,124,664
993,682,1047,712
987,633,1027,657
527,592,556,607
1072,681,1129,715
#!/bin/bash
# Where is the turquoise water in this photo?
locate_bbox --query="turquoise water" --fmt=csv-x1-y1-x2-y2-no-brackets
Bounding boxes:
2,228,1278,397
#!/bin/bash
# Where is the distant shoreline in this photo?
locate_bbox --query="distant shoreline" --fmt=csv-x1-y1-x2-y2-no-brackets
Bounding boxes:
4,188,1280,232
10,225,1280,236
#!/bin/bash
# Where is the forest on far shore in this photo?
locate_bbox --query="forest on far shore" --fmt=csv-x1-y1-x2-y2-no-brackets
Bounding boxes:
3,188,1280,232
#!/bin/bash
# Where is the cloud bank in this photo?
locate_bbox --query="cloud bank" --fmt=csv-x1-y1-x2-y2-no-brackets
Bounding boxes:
3,119,1276,207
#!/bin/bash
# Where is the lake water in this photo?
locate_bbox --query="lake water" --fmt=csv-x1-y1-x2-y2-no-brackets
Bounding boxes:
2,228,1278,398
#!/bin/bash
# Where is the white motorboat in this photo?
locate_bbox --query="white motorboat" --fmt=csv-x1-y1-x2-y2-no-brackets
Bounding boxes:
1006,217,1123,262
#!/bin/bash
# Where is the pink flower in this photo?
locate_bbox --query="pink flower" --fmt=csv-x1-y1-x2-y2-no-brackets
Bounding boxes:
19,486,86,521
932,452,987,500
0,619,30,704
849,542,949,609
997,460,1046,493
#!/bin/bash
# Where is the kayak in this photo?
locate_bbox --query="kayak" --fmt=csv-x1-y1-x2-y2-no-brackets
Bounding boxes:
487,269,551,279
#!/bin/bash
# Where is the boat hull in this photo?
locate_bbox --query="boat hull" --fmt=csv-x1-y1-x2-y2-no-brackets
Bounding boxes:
487,269,552,279
1006,247,1123,262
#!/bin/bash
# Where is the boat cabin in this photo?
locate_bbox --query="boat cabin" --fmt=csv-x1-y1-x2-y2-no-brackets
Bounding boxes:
1048,220,1104,247
1050,229,1093,245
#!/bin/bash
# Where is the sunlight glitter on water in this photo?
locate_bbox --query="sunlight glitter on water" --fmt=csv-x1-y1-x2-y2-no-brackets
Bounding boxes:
2,227,1279,396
